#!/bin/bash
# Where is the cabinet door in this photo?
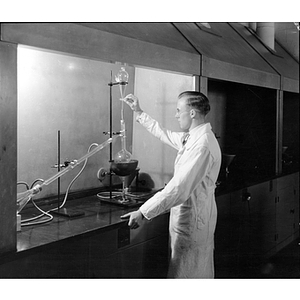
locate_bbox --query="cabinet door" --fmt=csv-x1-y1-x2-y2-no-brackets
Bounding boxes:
229,189,246,249
215,194,231,259
215,192,242,277
227,182,277,260
248,181,276,257
276,174,296,251
293,173,299,236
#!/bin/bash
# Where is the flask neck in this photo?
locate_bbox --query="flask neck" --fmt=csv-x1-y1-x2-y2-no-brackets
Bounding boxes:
121,136,127,151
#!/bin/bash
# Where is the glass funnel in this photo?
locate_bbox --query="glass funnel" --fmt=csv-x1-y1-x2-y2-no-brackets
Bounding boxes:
115,67,129,99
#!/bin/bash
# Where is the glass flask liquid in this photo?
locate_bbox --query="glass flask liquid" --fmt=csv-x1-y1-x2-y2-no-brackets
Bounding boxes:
114,119,132,163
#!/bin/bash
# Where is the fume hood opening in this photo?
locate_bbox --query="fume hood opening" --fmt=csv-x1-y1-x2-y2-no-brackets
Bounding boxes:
17,45,135,203
16,44,197,214
209,79,277,186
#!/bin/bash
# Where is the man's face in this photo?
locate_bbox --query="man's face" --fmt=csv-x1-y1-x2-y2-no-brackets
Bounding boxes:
175,97,192,131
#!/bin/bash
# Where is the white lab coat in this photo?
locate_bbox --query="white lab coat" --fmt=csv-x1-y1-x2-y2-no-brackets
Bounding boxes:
138,112,221,278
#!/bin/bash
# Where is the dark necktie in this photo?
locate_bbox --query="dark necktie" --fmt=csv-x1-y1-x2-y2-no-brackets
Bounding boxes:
182,133,190,146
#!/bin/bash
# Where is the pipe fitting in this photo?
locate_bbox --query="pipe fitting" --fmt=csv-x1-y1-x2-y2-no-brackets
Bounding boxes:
256,22,275,50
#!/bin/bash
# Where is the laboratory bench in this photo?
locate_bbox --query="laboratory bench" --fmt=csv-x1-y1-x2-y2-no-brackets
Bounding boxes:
0,193,170,278
0,171,298,278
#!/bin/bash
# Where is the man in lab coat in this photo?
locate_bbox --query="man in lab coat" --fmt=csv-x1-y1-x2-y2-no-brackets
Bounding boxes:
121,91,221,278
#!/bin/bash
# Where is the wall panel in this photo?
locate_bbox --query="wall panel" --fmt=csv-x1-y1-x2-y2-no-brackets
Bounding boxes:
0,41,17,253
1,23,200,76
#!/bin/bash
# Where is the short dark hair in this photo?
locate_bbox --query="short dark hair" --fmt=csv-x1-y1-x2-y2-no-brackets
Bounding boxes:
178,91,210,116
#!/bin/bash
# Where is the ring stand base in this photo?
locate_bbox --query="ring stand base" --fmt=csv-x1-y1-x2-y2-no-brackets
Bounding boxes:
97,193,141,208
97,188,163,208
97,191,151,208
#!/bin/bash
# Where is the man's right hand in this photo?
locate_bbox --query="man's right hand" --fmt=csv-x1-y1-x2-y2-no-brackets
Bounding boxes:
122,94,143,114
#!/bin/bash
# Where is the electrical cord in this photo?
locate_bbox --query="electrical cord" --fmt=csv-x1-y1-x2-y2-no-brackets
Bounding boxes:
18,143,98,227
20,179,54,226
17,181,30,190
17,180,52,226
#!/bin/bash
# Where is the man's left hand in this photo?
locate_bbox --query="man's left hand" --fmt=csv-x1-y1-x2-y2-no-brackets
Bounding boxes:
121,210,144,229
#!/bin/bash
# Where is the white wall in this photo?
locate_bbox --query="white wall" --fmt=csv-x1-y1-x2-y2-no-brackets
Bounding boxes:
133,67,194,188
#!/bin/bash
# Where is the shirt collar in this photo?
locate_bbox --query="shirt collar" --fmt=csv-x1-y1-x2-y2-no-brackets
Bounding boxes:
189,122,211,136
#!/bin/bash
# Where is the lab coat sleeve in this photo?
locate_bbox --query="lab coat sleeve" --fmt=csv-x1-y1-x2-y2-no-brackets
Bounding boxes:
140,145,212,220
137,112,182,150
